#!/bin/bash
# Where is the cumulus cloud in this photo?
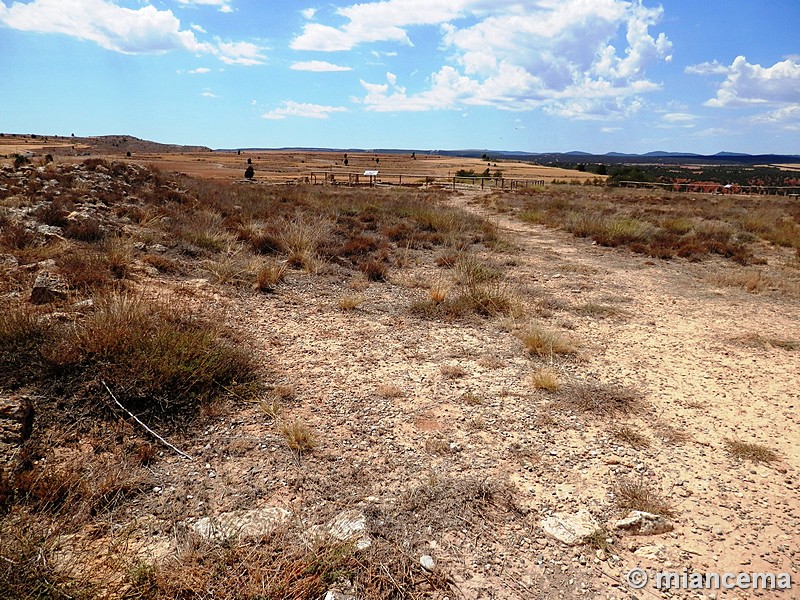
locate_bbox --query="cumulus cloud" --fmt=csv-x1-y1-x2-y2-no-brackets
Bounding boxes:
290,60,352,72
304,0,671,118
690,56,800,107
301,7,317,19
188,67,212,74
291,0,470,51
0,0,261,64
262,100,348,120
0,0,207,54
689,56,800,131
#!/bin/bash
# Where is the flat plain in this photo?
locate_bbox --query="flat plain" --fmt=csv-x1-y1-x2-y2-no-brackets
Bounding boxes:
1,139,798,599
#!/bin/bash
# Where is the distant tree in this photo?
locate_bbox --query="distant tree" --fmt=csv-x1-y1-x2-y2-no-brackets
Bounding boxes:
126,151,131,157
237,150,241,156
411,152,416,159
608,166,654,185
344,158,348,166
245,165,255,180
576,163,586,172
247,158,252,165
481,168,490,177
44,154,54,164
71,133,75,137
375,158,380,164
13,154,29,170
595,164,608,176
481,153,488,161
493,170,503,178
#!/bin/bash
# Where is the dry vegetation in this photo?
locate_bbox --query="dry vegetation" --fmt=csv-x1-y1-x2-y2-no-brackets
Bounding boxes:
0,156,520,598
505,186,800,265
1,150,798,598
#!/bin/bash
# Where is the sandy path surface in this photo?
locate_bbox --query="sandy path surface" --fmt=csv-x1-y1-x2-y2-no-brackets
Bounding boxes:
140,189,798,599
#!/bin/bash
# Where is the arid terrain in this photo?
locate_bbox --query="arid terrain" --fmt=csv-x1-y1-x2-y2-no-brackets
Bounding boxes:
0,133,602,185
0,140,798,599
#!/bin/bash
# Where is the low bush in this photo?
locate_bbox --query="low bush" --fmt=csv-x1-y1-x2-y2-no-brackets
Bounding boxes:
1,294,258,426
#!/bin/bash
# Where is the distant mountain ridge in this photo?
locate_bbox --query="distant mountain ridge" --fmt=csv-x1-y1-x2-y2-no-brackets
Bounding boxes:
7,133,796,165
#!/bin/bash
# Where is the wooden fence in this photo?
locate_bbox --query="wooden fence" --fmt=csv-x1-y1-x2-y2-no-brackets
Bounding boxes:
310,171,546,190
618,181,800,196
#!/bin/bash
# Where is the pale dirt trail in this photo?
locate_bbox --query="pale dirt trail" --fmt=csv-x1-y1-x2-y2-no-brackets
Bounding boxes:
446,191,800,594
152,189,799,599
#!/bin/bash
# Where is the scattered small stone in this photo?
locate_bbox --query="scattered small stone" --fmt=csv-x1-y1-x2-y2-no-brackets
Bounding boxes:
420,555,436,571
613,511,674,536
29,271,68,304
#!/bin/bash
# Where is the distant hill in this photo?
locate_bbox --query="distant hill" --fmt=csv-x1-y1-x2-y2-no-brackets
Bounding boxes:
6,133,796,166
1,133,211,156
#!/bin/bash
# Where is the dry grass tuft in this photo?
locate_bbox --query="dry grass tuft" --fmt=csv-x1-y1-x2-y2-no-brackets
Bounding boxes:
611,425,650,449
735,333,800,351
476,356,505,369
530,367,562,391
280,420,317,455
376,384,404,399
255,259,287,292
518,324,578,358
558,381,641,417
573,302,622,318
428,282,449,304
338,293,366,311
707,269,773,293
440,364,467,379
613,478,674,517
723,438,778,463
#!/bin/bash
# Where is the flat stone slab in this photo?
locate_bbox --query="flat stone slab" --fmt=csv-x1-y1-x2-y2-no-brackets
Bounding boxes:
193,507,291,541
613,510,674,536
541,509,601,546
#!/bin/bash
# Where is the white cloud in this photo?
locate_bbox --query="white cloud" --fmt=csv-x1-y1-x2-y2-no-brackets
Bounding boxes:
201,90,217,98
685,60,729,76
0,0,208,54
215,40,265,65
291,0,471,51
316,0,671,118
0,0,261,64
177,0,234,12
662,112,697,123
290,60,352,72
191,23,207,33
188,67,211,74
691,56,800,108
750,105,800,132
301,7,317,19
262,100,348,120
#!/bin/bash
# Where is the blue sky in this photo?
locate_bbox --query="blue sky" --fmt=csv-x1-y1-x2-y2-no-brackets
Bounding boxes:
1,0,798,154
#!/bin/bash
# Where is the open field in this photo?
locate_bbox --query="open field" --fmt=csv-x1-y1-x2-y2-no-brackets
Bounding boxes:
0,134,603,185
1,151,798,598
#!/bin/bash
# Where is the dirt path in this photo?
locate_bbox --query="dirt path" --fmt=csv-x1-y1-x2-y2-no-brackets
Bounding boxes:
447,191,800,595
141,189,799,599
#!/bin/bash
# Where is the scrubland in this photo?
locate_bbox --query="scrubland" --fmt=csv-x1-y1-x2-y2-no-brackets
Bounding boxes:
1,156,798,598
